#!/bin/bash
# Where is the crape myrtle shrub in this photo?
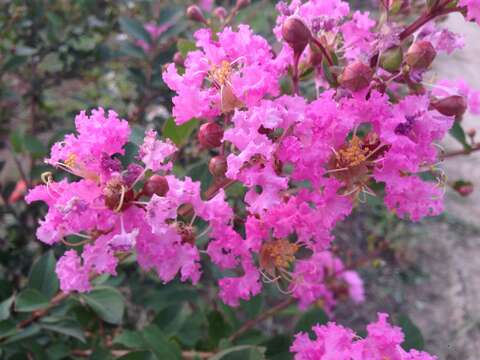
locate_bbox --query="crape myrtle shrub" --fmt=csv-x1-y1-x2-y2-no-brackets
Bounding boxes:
1,0,480,359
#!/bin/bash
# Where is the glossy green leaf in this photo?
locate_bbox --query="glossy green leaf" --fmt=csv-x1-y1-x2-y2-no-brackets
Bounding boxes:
163,118,197,146
294,308,328,333
41,319,86,343
81,286,125,324
28,250,59,299
119,17,152,45
210,345,266,360
1,324,41,345
141,324,182,360
113,330,146,348
449,121,471,151
0,296,14,321
15,288,49,312
398,314,424,351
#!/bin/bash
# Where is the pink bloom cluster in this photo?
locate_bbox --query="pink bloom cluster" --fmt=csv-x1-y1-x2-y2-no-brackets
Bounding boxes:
28,1,480,345
291,313,437,360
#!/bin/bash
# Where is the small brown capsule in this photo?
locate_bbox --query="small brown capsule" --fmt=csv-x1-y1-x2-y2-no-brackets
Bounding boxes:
405,40,436,70
209,156,228,177
340,61,373,92
142,175,169,197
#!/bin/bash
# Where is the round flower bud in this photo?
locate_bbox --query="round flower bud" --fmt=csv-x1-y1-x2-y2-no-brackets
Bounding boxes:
173,52,185,67
405,40,436,70
431,95,467,118
380,47,403,72
142,175,169,197
186,5,206,23
198,122,224,149
340,61,373,92
453,180,474,197
282,17,311,55
209,156,228,177
214,6,228,19
467,128,476,138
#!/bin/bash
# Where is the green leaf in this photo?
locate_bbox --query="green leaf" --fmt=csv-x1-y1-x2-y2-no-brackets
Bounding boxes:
2,55,28,72
28,250,59,299
1,324,41,345
177,39,196,57
294,308,328,333
9,130,24,153
210,345,266,360
117,351,154,360
398,314,424,351
81,286,125,324
15,289,49,312
163,118,197,146
24,135,47,158
119,41,146,60
119,17,152,45
41,319,86,343
208,310,231,346
449,121,471,151
0,296,14,321
113,330,146,348
141,324,182,360
0,319,17,338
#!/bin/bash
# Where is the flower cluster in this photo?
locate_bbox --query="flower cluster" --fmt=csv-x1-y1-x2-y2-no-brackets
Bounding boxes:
28,2,480,355
291,313,437,359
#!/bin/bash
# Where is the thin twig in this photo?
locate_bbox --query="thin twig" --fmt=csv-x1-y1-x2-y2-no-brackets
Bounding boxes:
441,143,480,159
228,297,295,342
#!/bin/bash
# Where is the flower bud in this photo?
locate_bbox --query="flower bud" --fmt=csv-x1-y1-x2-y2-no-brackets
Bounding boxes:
214,6,228,19
236,0,251,10
380,47,403,72
340,61,373,92
282,17,311,55
142,175,169,197
467,128,476,139
186,5,206,23
209,156,228,177
431,95,467,118
173,52,185,67
453,180,474,197
405,40,436,70
198,122,224,149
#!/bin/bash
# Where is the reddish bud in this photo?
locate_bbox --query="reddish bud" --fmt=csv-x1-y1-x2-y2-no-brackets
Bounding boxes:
467,128,476,139
431,95,467,118
340,61,373,92
186,5,206,23
282,17,311,55
453,180,474,197
209,156,228,177
405,40,436,70
173,52,185,67
198,122,224,149
214,6,228,19
142,175,169,197
236,0,251,10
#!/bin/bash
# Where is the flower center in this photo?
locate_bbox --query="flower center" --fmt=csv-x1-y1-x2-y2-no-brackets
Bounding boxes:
260,239,299,275
211,60,232,87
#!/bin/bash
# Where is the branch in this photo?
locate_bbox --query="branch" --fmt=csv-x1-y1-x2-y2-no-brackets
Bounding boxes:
228,297,295,342
441,143,480,159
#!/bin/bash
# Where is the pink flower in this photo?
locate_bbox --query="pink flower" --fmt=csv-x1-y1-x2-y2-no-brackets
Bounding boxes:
291,313,438,360
139,130,177,172
163,25,281,124
55,250,91,293
459,0,480,25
